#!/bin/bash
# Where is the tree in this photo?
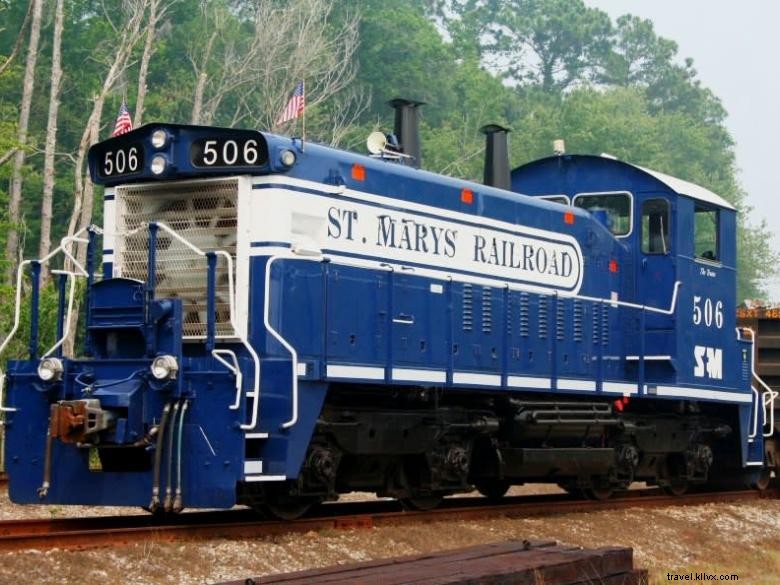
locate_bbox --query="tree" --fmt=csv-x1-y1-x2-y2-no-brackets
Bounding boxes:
38,0,66,281
134,0,177,127
186,0,361,139
65,0,147,266
6,0,42,282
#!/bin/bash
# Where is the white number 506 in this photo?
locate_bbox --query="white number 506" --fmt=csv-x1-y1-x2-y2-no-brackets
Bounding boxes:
693,295,723,329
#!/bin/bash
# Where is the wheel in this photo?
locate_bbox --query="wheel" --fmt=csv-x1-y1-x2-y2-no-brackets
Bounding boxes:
750,468,771,491
400,495,444,511
557,482,586,498
662,479,689,496
662,455,689,496
583,485,614,501
475,479,510,501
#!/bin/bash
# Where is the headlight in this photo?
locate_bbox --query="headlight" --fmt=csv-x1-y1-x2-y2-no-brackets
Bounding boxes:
151,129,168,149
38,357,64,382
280,149,296,167
151,355,178,380
150,155,167,175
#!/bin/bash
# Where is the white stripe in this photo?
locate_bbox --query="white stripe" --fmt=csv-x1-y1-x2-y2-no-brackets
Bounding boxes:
507,375,551,389
453,372,501,386
602,382,638,395
249,246,294,257
558,378,596,391
296,362,307,376
745,462,764,466
392,368,446,383
244,432,269,439
326,364,385,380
102,254,114,263
626,355,672,361
244,460,263,474
652,385,753,403
244,475,287,482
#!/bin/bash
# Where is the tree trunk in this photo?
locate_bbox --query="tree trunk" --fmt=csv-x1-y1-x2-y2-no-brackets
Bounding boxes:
6,0,43,283
190,31,216,124
66,2,146,253
39,0,65,282
0,0,33,78
134,0,159,126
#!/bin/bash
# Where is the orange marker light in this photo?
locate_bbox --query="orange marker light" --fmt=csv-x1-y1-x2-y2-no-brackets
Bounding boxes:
351,163,366,182
609,259,618,273
461,188,473,204
564,211,574,225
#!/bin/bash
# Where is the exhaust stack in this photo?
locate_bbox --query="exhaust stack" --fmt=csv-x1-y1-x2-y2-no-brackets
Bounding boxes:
389,98,424,168
481,124,511,190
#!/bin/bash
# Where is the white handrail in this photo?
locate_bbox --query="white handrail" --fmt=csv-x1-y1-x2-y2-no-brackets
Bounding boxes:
0,225,97,413
264,255,299,430
152,222,260,431
262,251,395,430
41,270,78,358
211,349,243,410
739,327,778,439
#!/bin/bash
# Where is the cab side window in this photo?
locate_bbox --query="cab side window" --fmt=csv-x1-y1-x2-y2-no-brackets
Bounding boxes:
641,199,670,254
694,204,719,261
573,192,632,236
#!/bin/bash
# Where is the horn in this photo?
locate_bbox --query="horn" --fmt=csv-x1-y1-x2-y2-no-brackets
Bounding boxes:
366,131,412,159
366,131,387,155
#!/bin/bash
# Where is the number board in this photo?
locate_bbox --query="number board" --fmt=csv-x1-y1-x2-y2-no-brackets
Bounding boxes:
98,143,144,178
190,132,267,168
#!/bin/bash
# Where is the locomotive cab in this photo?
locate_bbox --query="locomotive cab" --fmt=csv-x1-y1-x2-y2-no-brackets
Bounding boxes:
513,155,764,471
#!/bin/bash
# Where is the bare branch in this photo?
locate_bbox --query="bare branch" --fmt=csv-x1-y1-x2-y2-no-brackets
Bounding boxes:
0,0,33,77
0,148,16,167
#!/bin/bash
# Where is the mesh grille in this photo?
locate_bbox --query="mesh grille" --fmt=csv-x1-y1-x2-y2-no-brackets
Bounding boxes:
115,179,239,338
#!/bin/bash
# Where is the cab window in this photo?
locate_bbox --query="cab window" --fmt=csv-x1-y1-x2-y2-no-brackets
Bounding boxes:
641,199,670,254
573,192,632,236
694,204,719,261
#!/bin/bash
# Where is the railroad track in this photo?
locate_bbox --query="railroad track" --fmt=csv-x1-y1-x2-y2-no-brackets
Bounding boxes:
0,487,776,552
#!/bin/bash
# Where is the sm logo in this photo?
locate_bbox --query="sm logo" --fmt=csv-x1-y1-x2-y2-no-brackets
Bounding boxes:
694,346,723,380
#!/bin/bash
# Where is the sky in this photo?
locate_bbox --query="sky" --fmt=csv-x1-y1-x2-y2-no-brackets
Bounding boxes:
585,0,780,301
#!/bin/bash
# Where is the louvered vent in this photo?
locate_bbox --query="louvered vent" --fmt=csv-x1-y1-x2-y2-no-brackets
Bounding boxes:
462,284,473,332
555,297,565,341
482,287,493,334
573,300,583,342
538,295,548,339
115,178,239,338
519,292,530,337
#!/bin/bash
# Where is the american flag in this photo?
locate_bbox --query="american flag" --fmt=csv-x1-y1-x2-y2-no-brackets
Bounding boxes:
277,81,305,124
112,102,133,137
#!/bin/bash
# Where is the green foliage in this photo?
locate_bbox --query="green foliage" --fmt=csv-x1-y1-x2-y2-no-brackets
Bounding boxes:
0,279,62,361
0,0,774,305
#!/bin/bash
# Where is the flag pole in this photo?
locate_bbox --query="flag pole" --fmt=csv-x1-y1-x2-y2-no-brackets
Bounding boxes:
301,79,306,152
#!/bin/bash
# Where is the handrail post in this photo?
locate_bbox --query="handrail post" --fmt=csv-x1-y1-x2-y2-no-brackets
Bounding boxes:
55,272,68,358
84,228,97,356
638,307,646,396
29,261,41,360
205,251,217,352
146,222,159,356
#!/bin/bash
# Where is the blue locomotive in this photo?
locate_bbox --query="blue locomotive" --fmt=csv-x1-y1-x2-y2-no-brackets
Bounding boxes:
1,100,774,518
